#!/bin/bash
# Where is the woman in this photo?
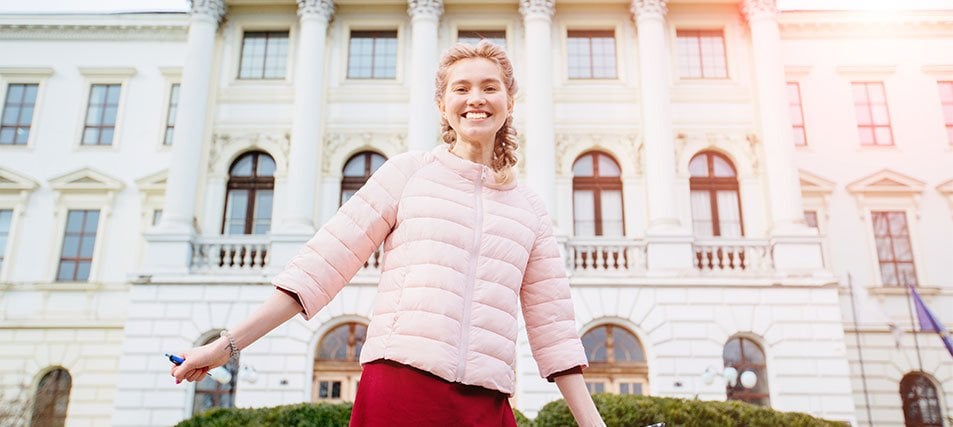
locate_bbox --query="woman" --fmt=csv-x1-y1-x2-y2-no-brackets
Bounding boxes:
171,41,605,427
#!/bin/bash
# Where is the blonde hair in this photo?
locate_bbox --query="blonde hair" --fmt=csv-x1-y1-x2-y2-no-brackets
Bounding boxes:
434,40,518,180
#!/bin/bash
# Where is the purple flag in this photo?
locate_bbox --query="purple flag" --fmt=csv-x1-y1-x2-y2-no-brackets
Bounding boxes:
909,285,953,358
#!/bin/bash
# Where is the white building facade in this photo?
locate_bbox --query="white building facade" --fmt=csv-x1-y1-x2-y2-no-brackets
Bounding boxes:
0,0,950,426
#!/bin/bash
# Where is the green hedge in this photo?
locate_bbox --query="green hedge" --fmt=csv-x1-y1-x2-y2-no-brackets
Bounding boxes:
534,394,847,427
175,403,532,427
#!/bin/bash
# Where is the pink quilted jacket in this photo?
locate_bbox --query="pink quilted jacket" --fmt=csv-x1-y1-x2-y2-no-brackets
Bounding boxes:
273,144,588,394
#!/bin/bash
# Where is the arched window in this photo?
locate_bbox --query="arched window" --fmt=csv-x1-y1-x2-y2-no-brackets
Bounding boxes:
30,368,71,427
572,151,624,237
313,322,367,401
723,336,770,406
193,333,239,415
341,151,386,206
223,151,275,235
689,151,743,237
581,324,647,395
900,372,943,426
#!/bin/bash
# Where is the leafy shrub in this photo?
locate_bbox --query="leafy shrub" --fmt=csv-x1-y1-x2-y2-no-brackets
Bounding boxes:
534,394,847,427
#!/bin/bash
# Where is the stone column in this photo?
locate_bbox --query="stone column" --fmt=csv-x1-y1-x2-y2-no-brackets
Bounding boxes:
279,0,334,235
145,0,225,274
406,0,443,152
520,0,557,216
743,0,822,272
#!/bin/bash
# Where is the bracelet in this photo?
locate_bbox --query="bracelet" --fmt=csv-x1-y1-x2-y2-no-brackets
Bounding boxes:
220,329,240,360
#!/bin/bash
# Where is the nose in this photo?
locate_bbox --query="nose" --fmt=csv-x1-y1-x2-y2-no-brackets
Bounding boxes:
467,90,486,106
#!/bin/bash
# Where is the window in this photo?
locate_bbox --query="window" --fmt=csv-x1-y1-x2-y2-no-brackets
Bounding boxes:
566,30,617,79
163,83,180,146
689,151,743,237
804,210,818,229
30,368,71,427
458,30,506,47
223,152,275,235
871,211,917,286
900,373,943,427
193,333,238,415
572,151,623,236
347,31,398,79
313,322,367,402
340,151,386,206
82,84,120,146
676,30,727,79
852,82,893,146
56,210,99,282
581,324,648,395
0,209,10,272
152,209,163,227
724,337,770,406
787,82,807,146
1,83,38,145
238,31,289,79
939,81,953,145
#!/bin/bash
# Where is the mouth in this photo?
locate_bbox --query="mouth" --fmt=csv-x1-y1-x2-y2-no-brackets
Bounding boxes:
461,111,490,120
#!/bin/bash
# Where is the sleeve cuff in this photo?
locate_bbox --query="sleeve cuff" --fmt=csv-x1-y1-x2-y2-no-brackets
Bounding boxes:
546,365,584,382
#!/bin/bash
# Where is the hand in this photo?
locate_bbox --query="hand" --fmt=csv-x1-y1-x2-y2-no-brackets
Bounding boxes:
170,338,230,384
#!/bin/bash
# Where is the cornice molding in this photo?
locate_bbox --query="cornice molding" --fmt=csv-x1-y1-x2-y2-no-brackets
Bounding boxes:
779,11,953,38
0,23,188,41
0,67,54,77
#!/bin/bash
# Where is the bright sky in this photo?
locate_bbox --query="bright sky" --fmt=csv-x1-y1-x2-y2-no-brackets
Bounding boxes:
0,0,949,13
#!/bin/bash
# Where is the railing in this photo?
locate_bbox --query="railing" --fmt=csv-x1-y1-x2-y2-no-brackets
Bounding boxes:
563,238,647,275
357,246,385,276
692,239,773,274
191,236,270,273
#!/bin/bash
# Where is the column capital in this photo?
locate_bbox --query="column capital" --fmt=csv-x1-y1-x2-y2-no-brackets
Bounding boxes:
741,0,778,23
188,0,227,23
629,0,667,21
519,0,555,20
297,0,335,21
408,0,443,20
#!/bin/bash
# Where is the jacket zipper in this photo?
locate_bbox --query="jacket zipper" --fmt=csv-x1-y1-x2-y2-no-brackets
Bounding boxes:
456,170,485,382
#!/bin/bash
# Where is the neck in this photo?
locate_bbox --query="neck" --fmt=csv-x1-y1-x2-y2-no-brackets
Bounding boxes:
449,139,494,168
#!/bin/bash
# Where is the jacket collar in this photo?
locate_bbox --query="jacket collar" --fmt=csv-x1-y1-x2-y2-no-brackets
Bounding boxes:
431,144,517,191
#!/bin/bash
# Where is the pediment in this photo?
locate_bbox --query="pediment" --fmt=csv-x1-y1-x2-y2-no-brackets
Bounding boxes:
49,168,124,192
135,169,167,193
0,167,39,192
846,169,924,195
799,169,835,195
937,178,953,195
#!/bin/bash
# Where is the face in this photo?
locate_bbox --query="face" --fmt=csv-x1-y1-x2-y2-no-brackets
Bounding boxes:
438,57,513,149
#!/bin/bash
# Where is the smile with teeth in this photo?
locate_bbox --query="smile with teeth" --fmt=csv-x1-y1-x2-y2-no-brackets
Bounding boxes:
464,112,489,120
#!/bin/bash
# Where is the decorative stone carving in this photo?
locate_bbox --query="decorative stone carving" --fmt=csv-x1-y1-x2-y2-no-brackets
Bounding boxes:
209,132,290,175
519,0,555,19
189,0,227,23
741,0,778,22
554,131,642,177
408,0,444,20
297,0,335,21
629,0,667,21
322,131,408,174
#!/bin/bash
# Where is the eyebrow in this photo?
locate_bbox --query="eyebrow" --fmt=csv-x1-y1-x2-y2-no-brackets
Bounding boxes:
449,78,503,86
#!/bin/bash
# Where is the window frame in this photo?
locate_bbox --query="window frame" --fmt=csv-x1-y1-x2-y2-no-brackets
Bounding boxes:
158,67,181,149
937,80,953,145
565,29,619,80
222,151,276,236
237,30,291,80
688,151,745,237
0,67,52,150
55,209,101,282
675,29,729,80
723,336,771,406
191,332,239,415
340,151,387,206
851,81,894,147
786,81,808,147
346,29,400,80
869,210,919,287
571,151,625,237
580,324,649,396
30,368,72,426
313,321,368,402
900,372,944,427
75,67,135,150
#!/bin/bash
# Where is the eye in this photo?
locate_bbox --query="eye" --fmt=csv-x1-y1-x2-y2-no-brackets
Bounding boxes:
453,86,467,93
485,86,499,92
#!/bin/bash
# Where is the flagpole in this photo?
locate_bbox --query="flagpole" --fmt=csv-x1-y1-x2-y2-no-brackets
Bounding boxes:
901,272,924,372
846,273,874,427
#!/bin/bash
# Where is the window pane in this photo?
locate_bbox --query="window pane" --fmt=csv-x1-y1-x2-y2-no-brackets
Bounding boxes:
581,326,607,362
257,156,276,176
597,154,620,177
690,190,713,237
225,190,249,235
66,210,85,232
688,155,708,177
711,156,735,177
612,327,644,362
600,190,624,237
343,156,366,176
874,127,893,145
573,190,595,237
572,155,594,177
61,236,80,257
370,153,385,173
230,155,254,176
716,191,742,237
75,261,91,281
57,261,76,281
858,127,875,145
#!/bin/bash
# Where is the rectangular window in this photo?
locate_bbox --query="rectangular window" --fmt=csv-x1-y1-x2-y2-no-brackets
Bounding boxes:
852,82,893,146
566,30,617,79
347,31,398,79
152,209,163,227
457,30,506,47
939,81,953,145
0,83,38,145
82,84,121,146
56,209,100,282
163,84,180,146
238,31,289,79
871,211,916,286
0,209,11,271
804,210,818,229
787,82,807,146
676,30,728,79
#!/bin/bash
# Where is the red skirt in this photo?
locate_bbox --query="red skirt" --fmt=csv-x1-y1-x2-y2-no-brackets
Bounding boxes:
349,360,518,427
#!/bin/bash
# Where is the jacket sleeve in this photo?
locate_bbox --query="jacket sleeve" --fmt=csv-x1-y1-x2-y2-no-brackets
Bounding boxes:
519,196,589,379
272,153,421,320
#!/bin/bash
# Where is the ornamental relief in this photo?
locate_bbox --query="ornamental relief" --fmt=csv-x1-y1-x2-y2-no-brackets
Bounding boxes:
209,131,291,177
674,131,760,178
554,132,642,177
322,131,407,174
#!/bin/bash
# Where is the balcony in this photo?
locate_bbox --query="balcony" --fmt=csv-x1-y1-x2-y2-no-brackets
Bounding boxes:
562,237,648,276
692,238,774,274
190,236,270,273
